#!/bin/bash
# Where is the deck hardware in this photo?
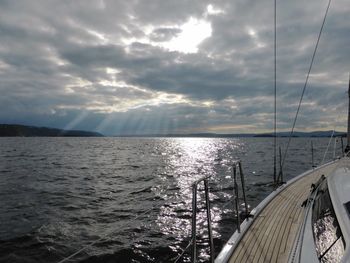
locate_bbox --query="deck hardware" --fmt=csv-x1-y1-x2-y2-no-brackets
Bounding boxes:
232,161,251,232
190,161,249,262
276,147,285,184
333,137,337,159
311,141,316,168
233,164,241,232
204,179,215,263
191,177,215,263
191,184,198,263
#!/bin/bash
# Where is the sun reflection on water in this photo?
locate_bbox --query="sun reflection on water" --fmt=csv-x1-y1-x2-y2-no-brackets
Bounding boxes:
154,137,245,261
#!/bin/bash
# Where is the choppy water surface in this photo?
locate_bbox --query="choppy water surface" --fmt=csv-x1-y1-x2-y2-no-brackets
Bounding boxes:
0,137,341,262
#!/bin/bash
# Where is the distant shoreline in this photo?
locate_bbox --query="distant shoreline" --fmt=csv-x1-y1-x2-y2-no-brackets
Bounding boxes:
113,131,346,138
0,124,346,138
0,124,104,137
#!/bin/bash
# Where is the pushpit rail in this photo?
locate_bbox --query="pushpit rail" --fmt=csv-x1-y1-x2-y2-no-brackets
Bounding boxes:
190,160,249,263
232,161,249,233
191,176,215,263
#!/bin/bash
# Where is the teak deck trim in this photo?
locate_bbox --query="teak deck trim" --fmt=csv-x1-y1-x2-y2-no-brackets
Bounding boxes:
216,159,343,263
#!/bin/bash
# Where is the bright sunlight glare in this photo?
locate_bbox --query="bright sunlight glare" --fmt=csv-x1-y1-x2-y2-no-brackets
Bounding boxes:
161,18,212,53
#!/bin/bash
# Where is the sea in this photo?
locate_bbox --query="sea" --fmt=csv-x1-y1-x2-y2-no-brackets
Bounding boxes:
0,137,343,263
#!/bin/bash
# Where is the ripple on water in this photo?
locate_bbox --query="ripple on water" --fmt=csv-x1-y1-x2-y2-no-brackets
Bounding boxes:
0,137,336,262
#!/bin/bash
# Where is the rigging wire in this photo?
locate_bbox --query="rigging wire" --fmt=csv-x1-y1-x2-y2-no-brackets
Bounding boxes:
56,186,191,263
273,0,277,184
56,205,156,263
321,108,346,165
321,129,336,165
280,0,332,171
173,238,193,263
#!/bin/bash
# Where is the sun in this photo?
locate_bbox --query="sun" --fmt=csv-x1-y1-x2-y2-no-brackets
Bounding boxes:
121,16,212,54
161,17,212,53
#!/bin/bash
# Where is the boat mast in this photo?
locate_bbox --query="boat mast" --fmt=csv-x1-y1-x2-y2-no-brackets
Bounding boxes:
273,0,277,184
346,73,350,153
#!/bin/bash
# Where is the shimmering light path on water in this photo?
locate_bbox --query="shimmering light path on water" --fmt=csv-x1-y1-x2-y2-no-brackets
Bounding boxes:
0,137,339,262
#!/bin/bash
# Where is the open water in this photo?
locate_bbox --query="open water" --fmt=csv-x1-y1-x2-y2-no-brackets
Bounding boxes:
0,137,342,262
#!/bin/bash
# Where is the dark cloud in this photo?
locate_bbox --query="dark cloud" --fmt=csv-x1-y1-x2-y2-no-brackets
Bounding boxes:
0,0,349,135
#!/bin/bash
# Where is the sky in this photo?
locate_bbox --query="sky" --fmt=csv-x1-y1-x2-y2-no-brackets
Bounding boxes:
0,0,349,135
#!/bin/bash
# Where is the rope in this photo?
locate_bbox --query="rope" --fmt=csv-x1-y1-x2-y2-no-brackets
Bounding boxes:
280,0,332,171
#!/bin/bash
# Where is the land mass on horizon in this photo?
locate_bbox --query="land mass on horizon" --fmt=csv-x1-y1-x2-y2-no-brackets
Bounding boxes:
0,124,104,137
0,124,346,138
116,131,346,138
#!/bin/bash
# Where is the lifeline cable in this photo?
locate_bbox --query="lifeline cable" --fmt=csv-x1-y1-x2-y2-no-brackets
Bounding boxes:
56,205,156,263
57,175,225,263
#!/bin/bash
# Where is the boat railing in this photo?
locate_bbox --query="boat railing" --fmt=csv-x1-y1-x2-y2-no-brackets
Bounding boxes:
275,146,285,185
333,136,344,159
232,161,249,232
191,176,215,263
189,160,249,263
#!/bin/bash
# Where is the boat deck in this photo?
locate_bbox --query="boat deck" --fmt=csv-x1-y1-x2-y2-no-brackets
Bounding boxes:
227,161,341,263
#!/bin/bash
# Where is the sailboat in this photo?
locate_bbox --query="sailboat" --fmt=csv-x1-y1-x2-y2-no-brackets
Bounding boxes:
215,123,350,263
184,77,350,263
215,94,350,263
214,1,349,262
182,0,350,262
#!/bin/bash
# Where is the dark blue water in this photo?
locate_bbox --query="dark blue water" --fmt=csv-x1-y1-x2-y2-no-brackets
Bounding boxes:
0,137,341,262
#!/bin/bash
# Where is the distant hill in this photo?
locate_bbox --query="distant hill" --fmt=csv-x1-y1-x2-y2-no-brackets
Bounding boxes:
0,124,103,137
256,131,346,138
116,130,346,138
0,124,344,138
